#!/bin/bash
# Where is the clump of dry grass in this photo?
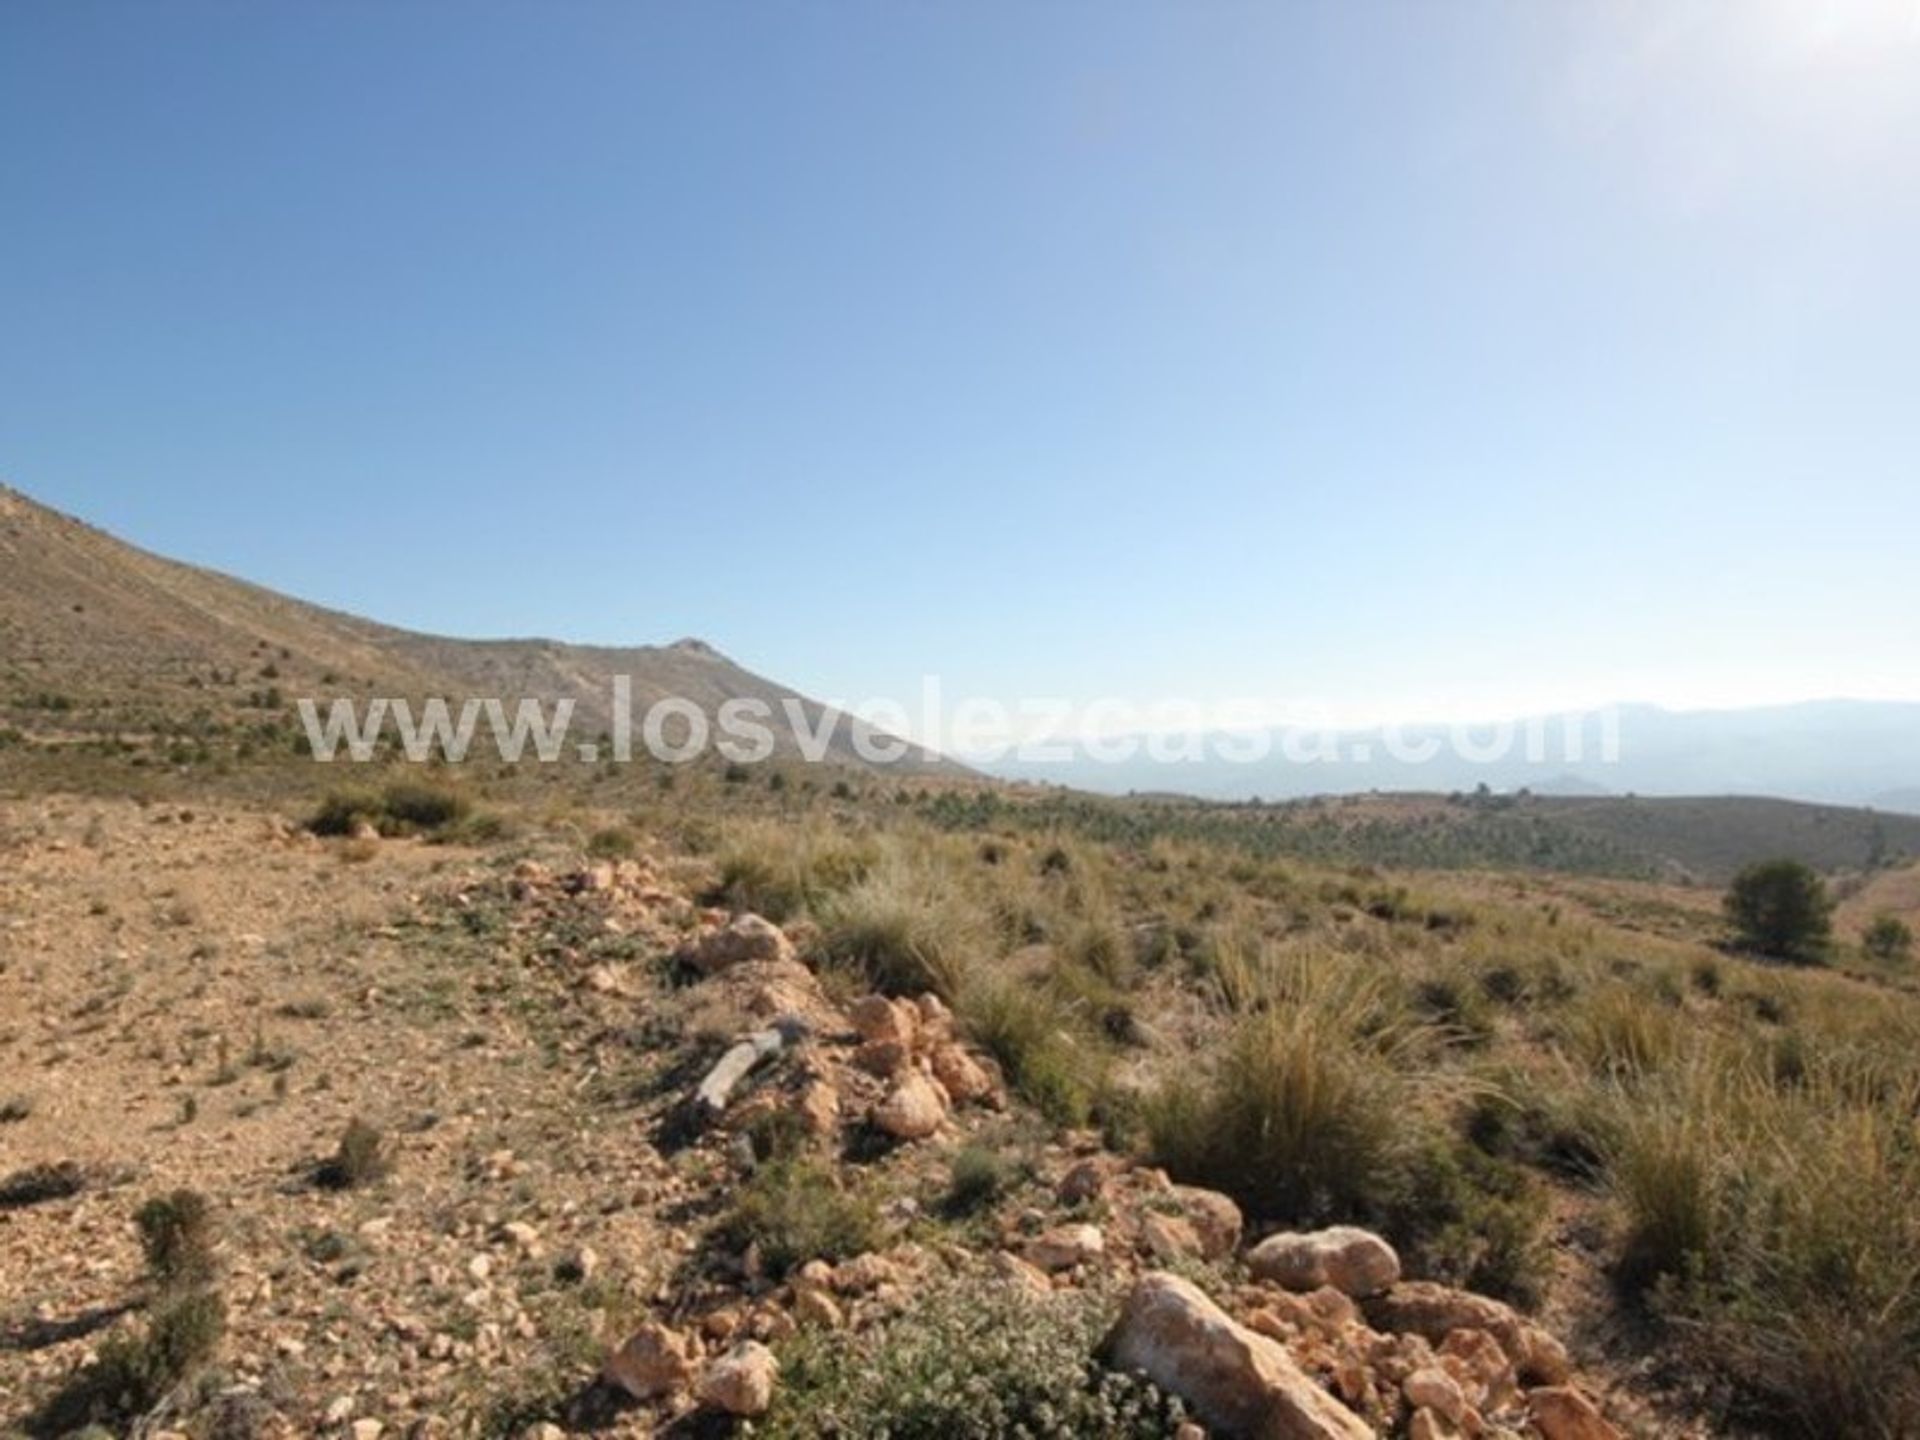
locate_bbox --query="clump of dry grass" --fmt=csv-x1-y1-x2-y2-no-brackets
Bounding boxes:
817,854,987,998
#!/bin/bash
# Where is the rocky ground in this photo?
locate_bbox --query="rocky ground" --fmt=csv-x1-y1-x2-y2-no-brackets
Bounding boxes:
1,797,1650,1438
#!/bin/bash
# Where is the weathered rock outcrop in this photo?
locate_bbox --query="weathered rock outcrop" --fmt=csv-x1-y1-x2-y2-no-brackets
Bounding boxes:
1106,1272,1374,1440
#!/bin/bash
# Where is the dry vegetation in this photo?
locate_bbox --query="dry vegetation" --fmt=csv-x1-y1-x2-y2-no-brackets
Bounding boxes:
4,763,1920,1438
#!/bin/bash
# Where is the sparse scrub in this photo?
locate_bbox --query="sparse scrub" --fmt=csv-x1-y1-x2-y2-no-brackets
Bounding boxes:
940,1144,1019,1218
1569,983,1684,1080
707,821,876,922
307,779,472,838
762,1275,1185,1438
818,856,984,998
28,1289,226,1437
960,976,1106,1126
1863,912,1913,966
1144,997,1414,1223
315,1117,392,1190
718,1158,880,1279
136,1189,217,1290
586,824,638,859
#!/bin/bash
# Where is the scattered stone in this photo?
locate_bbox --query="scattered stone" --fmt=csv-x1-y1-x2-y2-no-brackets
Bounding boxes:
1249,1226,1401,1298
855,1038,912,1076
1529,1386,1623,1440
687,914,795,974
603,1321,695,1399
929,1043,993,1103
1169,1185,1243,1259
990,1249,1054,1297
849,994,914,1045
872,1071,945,1140
1055,1158,1110,1205
831,1252,899,1294
1404,1366,1467,1423
793,1286,844,1328
1025,1222,1105,1272
1141,1211,1207,1262
698,1341,779,1417
1105,1271,1374,1440
1366,1283,1570,1385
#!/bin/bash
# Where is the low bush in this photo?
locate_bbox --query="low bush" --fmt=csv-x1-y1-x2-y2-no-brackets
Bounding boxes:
29,1289,226,1436
315,1117,391,1190
717,1159,880,1279
1144,1002,1408,1223
136,1189,217,1290
960,977,1105,1127
761,1276,1184,1437
940,1145,1019,1218
818,859,983,998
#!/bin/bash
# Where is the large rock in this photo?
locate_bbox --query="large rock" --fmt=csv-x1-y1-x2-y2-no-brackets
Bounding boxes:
698,1341,779,1417
1169,1185,1243,1259
929,1042,993,1103
603,1321,694,1399
1364,1282,1570,1385
872,1071,946,1140
1248,1226,1400,1298
687,914,795,974
849,994,916,1045
1528,1386,1623,1440
1105,1272,1373,1440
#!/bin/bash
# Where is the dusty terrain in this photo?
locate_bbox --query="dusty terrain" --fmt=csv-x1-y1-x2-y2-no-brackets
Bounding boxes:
1,794,1679,1440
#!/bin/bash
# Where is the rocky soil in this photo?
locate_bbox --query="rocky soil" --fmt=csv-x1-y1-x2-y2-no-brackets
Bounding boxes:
1,797,1645,1438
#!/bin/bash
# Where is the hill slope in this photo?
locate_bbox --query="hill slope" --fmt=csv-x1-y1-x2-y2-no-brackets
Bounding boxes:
0,486,951,774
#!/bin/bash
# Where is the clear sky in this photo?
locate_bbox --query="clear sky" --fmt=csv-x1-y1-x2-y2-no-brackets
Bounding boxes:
4,1,1917,729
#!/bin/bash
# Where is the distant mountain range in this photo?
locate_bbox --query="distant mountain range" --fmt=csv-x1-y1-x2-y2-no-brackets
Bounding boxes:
986,700,1920,813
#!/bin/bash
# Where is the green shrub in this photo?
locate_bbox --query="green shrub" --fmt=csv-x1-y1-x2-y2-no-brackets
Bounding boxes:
377,779,471,833
136,1189,216,1290
960,978,1103,1126
940,1145,1018,1219
1862,913,1913,967
307,785,383,837
586,826,639,860
29,1289,225,1436
718,1160,879,1279
1725,859,1832,963
308,780,471,838
761,1277,1184,1437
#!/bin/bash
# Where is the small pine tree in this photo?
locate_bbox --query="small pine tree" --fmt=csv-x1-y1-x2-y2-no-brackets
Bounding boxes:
1724,859,1832,963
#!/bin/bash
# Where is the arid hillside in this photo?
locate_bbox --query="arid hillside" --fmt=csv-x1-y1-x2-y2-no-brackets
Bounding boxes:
0,487,951,774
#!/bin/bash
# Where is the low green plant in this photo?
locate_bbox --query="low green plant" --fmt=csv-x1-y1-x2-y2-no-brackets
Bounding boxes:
718,1159,880,1279
136,1189,217,1290
940,1144,1018,1218
28,1289,226,1436
761,1277,1184,1437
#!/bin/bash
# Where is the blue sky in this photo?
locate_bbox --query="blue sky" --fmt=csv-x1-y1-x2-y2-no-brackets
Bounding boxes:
4,1,1917,728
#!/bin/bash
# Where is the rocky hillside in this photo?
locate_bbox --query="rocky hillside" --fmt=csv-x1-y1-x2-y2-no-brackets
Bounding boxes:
0,486,953,774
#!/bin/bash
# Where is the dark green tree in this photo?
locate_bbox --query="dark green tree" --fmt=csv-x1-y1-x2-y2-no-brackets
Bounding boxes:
1863,913,1914,966
1724,859,1832,962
